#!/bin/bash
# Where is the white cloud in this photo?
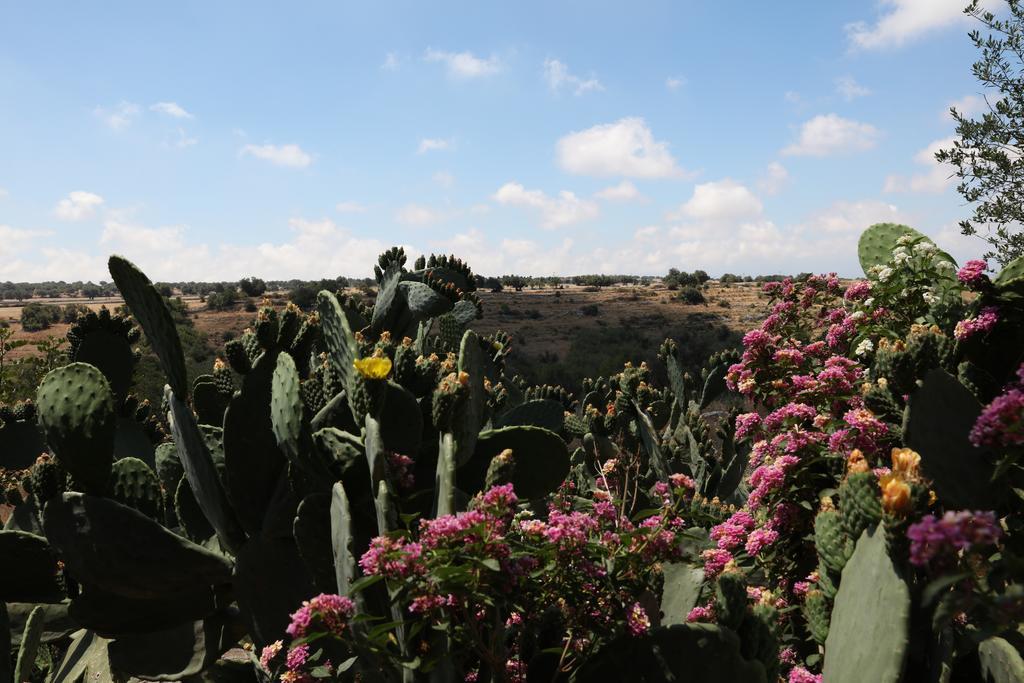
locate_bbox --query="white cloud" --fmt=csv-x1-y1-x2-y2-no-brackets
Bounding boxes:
800,199,908,234
336,201,367,213
240,143,313,168
782,114,880,156
395,204,444,226
634,225,660,240
54,191,104,221
884,136,956,193
418,138,451,154
424,48,501,78
946,94,989,118
595,180,641,202
0,225,51,261
172,127,197,148
433,171,455,188
556,117,685,178
670,180,763,222
846,0,968,50
382,52,400,71
543,58,604,95
666,76,686,91
757,162,789,195
150,101,194,119
493,182,599,229
836,76,870,101
94,101,140,129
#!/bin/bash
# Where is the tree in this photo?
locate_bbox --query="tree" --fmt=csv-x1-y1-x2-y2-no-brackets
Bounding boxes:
239,276,267,297
937,1,1024,264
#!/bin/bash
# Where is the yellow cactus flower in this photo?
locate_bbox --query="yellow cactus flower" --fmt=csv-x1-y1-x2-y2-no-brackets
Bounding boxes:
353,356,392,380
890,447,921,478
879,473,912,515
846,449,869,475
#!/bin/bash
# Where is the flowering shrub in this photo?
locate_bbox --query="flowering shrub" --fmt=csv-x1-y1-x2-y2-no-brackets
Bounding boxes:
272,479,695,681
265,225,1024,683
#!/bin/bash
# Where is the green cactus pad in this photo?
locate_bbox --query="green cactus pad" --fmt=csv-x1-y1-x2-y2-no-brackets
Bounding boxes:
496,398,565,432
0,416,46,470
978,635,1024,683
109,255,189,399
715,571,748,631
993,253,1024,287
69,585,217,638
107,615,241,681
7,602,75,648
43,492,233,600
175,476,214,542
74,328,134,402
400,280,452,318
223,353,289,537
270,351,304,465
167,388,245,552
804,589,831,644
49,629,116,683
903,368,1002,508
0,530,64,603
857,223,955,276
233,536,316,647
330,481,356,595
14,605,45,683
379,380,422,457
815,509,854,574
191,379,227,426
452,330,486,467
154,441,183,491
660,563,705,626
108,456,162,520
458,425,569,500
823,525,910,683
36,363,117,494
293,492,336,594
839,472,882,542
371,267,403,333
575,623,767,682
317,291,358,406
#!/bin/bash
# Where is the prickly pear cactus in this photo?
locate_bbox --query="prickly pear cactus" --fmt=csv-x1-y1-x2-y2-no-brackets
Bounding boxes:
823,525,910,683
36,363,117,494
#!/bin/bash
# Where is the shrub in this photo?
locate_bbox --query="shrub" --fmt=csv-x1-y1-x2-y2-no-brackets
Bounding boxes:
239,276,267,297
580,303,600,316
678,285,706,305
20,302,61,331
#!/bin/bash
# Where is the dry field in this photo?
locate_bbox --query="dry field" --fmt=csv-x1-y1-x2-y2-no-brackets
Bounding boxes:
1,281,775,375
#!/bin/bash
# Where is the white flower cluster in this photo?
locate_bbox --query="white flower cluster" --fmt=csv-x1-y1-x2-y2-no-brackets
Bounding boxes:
854,338,874,356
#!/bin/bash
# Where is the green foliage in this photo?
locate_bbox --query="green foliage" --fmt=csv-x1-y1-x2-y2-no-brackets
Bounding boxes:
20,301,61,332
936,1,1024,264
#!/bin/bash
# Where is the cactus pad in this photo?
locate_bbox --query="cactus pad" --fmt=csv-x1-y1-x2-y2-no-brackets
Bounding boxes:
823,525,910,683
36,363,117,494
108,255,189,399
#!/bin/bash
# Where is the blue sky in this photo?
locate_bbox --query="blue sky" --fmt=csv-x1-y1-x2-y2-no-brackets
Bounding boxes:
0,0,998,280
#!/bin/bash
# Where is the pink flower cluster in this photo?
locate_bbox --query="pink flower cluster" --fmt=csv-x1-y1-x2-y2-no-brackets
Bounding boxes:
970,366,1024,448
957,259,989,289
386,452,415,491
359,535,424,578
954,306,999,341
788,666,823,683
907,510,1002,567
285,593,356,639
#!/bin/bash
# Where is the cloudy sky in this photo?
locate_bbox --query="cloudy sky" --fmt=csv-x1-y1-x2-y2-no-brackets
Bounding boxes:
0,1,999,281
